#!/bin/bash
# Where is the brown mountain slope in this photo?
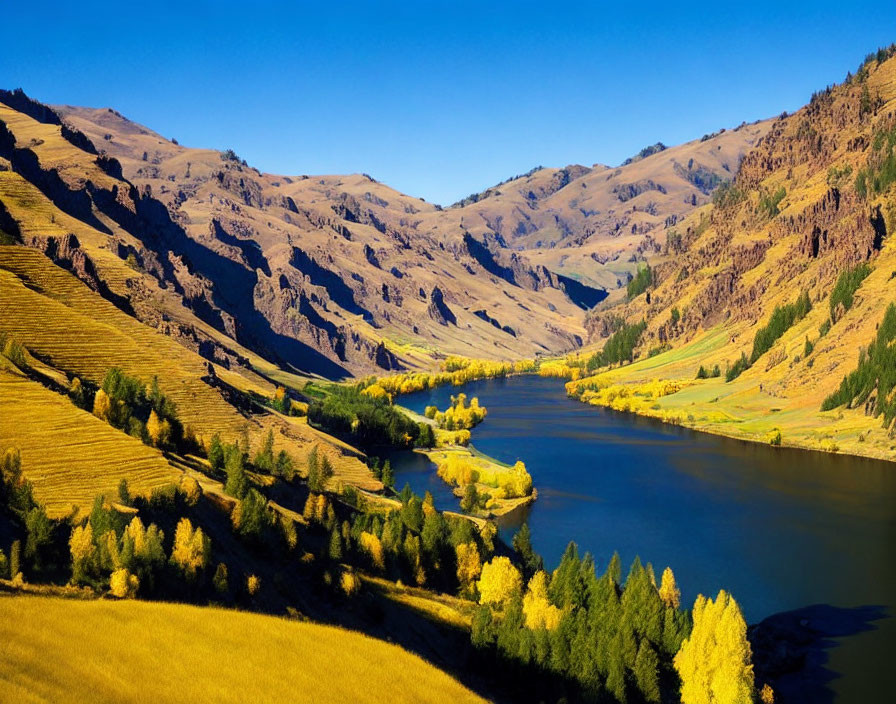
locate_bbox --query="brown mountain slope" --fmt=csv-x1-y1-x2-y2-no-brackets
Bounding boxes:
417,122,771,290
571,50,896,461
55,104,593,374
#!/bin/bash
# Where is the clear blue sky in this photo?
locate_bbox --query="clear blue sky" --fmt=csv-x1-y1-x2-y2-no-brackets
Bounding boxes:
3,2,893,205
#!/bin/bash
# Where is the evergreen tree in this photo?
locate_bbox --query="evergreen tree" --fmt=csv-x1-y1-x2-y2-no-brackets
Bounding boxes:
254,429,276,472
213,562,229,595
381,460,394,488
24,506,54,575
329,526,344,561
117,478,131,507
9,540,21,579
471,605,496,649
512,523,544,579
607,551,622,585
224,448,248,499
207,434,225,472
634,640,661,703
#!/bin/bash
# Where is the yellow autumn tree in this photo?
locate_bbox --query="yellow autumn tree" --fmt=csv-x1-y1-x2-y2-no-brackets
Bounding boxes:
477,556,522,607
359,531,385,571
247,574,261,596
316,494,328,523
522,571,562,630
303,492,317,522
178,475,202,506
659,566,681,609
340,569,361,596
674,590,755,704
361,384,391,402
170,518,210,578
455,541,482,593
146,410,172,448
109,568,139,598
69,523,95,583
93,389,112,422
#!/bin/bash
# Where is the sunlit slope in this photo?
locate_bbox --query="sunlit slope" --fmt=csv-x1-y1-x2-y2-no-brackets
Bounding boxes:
417,121,771,289
0,596,487,704
574,52,896,461
0,367,177,516
0,247,251,441
0,246,378,491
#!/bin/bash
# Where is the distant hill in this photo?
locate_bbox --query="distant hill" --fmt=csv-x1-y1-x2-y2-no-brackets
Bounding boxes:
420,122,770,290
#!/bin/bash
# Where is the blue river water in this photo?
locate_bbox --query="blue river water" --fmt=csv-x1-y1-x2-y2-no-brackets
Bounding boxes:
392,374,896,703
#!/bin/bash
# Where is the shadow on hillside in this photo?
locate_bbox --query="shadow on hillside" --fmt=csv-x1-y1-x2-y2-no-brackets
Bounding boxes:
91,183,351,379
749,603,889,704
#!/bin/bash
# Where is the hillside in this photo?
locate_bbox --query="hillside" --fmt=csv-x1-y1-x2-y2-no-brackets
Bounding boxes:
48,101,766,377
567,49,896,462
0,596,486,704
55,103,592,373
419,122,771,291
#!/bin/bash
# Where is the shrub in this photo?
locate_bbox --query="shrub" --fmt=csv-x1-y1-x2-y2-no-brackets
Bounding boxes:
758,186,786,218
627,265,652,299
712,181,746,209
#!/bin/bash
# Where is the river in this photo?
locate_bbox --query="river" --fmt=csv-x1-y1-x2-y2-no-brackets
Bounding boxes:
392,374,896,703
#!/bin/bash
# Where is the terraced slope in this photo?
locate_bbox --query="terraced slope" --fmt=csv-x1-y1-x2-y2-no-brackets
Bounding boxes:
0,246,378,495
0,596,486,704
0,367,177,516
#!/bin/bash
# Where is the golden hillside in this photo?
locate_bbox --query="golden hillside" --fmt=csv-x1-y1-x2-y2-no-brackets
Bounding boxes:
571,50,896,462
0,596,486,704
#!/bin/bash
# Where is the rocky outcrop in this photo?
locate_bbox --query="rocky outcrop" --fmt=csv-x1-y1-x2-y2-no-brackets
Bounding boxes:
427,287,456,326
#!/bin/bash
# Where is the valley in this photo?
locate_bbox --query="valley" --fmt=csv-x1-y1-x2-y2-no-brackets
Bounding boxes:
0,33,895,704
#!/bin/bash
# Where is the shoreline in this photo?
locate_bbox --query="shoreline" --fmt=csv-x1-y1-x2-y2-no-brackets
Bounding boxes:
566,388,896,466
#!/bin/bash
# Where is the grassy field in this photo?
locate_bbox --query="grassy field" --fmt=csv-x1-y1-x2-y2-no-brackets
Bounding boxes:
0,595,487,704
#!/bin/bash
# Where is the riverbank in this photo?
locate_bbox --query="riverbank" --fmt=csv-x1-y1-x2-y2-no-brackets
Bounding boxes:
561,326,896,465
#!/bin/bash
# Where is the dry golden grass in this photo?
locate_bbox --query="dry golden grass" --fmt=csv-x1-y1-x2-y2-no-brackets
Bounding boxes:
362,575,476,629
0,102,120,193
0,368,178,517
0,595,487,704
0,248,246,440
